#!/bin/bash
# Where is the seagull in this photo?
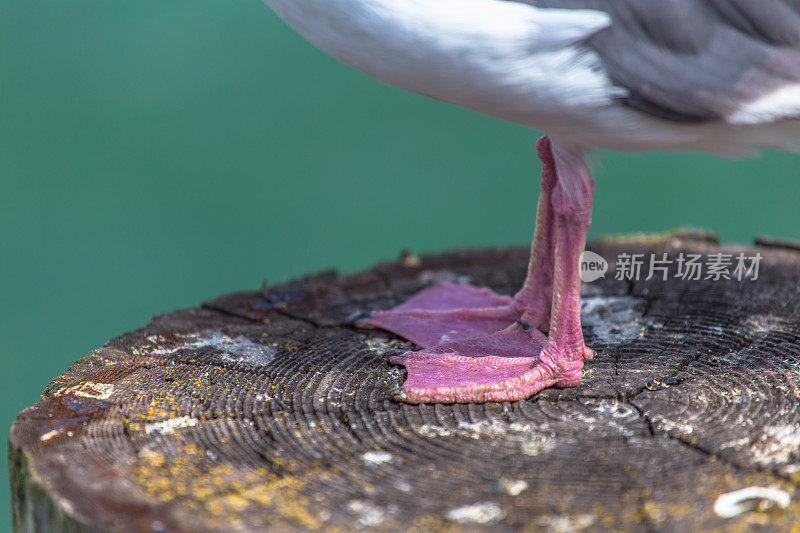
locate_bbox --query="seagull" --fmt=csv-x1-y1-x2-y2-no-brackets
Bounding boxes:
262,0,800,403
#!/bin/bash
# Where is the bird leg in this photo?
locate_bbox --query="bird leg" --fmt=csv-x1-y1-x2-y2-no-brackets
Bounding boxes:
357,136,594,403
360,138,557,347
511,136,557,332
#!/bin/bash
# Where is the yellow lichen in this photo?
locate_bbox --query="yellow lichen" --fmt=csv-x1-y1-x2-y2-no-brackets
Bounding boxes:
131,442,323,529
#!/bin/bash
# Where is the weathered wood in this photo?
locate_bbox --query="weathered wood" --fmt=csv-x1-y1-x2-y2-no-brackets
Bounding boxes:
10,231,800,532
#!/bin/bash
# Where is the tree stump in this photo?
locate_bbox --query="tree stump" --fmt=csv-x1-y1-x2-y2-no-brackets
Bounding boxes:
10,231,800,532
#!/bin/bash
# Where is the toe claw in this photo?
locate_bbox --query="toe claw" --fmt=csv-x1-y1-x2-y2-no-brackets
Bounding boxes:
583,347,596,361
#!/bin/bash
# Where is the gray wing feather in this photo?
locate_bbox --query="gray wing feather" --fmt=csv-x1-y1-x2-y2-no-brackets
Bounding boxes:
522,0,800,123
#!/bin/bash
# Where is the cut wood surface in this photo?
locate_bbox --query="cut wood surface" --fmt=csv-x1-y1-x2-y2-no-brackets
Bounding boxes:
10,231,800,532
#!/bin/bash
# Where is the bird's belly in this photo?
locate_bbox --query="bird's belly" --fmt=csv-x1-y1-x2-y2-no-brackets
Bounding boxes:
263,0,618,128
263,0,800,154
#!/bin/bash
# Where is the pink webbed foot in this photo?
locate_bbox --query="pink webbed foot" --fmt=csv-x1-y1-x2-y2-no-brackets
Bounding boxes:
390,325,585,404
357,278,589,404
358,136,596,403
357,283,561,403
359,282,517,348
359,286,591,403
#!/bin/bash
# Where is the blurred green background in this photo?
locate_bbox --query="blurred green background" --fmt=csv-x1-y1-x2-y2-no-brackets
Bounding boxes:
2,0,799,529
